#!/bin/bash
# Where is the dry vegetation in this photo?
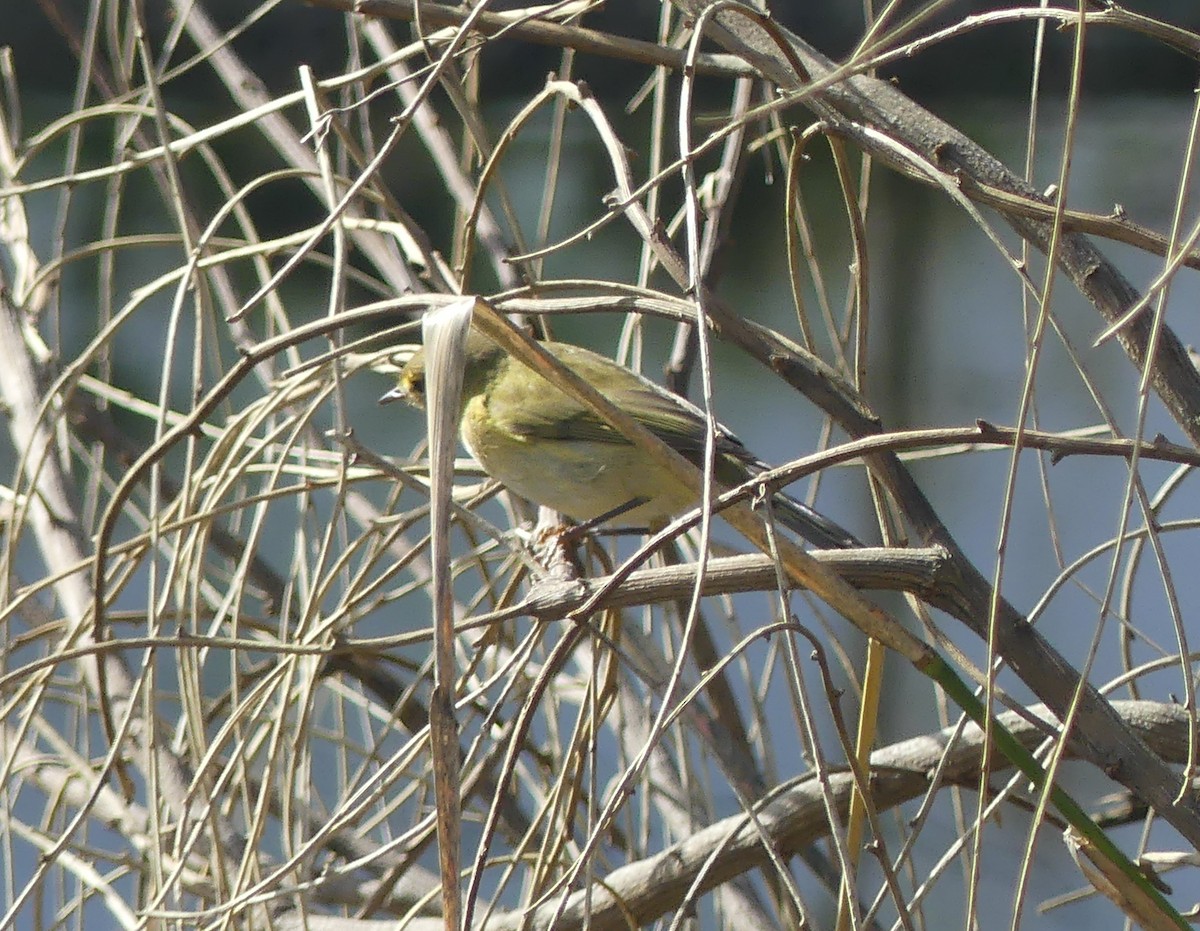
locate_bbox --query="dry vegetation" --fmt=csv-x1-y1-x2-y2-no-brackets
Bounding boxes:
3,1,1200,929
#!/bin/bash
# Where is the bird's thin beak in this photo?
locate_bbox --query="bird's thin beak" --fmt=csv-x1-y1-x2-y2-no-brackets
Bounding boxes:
378,386,406,406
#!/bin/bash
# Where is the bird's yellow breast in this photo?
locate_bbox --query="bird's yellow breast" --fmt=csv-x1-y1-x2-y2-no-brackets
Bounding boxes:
459,394,693,526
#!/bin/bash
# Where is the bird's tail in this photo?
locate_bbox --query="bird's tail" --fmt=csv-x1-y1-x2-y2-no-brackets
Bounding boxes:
767,490,862,550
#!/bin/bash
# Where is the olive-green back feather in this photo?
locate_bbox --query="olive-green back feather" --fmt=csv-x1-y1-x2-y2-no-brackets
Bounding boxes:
484,341,748,464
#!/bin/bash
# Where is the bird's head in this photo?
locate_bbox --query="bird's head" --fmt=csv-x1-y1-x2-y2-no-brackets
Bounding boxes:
378,329,506,409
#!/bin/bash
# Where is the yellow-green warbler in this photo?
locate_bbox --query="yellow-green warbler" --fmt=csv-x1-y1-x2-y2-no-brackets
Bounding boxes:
381,329,859,549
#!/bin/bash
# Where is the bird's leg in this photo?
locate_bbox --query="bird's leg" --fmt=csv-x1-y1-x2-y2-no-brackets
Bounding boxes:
548,496,656,552
577,496,651,531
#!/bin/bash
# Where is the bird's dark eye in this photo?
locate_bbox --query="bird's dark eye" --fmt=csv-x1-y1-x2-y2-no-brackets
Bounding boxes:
409,373,425,395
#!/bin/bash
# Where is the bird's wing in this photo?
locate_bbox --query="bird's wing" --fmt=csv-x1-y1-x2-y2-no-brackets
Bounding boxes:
487,342,748,463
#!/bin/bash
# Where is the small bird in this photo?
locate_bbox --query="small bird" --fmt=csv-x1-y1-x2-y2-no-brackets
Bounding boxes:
381,329,859,549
